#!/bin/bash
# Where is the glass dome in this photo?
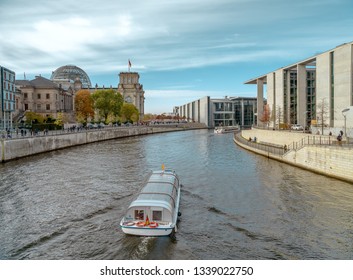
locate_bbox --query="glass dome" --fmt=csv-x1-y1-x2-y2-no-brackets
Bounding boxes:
51,65,92,88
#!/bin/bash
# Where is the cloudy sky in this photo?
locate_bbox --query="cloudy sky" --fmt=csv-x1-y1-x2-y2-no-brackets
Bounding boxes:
1,0,353,113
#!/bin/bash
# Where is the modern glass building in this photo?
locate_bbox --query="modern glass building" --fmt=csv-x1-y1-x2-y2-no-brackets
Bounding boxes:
245,41,353,134
175,96,257,128
0,66,16,130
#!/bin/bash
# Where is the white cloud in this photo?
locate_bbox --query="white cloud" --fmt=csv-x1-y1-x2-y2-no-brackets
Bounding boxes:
2,0,348,74
1,0,353,114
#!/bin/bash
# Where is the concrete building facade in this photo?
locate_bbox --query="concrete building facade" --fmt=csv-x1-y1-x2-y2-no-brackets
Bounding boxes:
175,96,257,128
245,41,353,136
0,66,16,130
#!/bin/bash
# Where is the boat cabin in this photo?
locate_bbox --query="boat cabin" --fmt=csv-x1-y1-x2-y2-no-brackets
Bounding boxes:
124,170,180,225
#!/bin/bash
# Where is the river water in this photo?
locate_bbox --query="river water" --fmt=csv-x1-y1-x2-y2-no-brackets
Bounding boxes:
1,129,353,260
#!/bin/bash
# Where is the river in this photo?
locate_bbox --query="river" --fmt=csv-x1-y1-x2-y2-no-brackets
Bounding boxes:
1,129,353,259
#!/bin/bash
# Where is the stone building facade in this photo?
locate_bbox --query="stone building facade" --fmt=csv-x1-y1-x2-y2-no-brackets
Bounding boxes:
117,72,145,120
13,65,145,125
15,76,74,121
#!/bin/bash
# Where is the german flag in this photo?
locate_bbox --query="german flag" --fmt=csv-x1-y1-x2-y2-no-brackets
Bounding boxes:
145,215,150,226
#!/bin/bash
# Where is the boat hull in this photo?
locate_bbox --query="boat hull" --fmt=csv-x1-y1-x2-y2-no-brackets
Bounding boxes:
121,224,174,236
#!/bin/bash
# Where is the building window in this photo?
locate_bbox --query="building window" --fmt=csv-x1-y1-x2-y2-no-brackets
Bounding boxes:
24,93,28,99
37,93,41,99
46,93,50,99
214,102,224,111
46,104,50,110
152,210,162,221
134,210,144,220
25,104,28,110
37,104,41,110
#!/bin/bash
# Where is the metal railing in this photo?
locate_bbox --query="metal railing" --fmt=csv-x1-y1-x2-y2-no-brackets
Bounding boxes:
234,132,353,158
234,132,286,156
1,122,205,141
287,135,352,152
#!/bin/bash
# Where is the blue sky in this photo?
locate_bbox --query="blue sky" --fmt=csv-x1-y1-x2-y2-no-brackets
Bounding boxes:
1,0,353,114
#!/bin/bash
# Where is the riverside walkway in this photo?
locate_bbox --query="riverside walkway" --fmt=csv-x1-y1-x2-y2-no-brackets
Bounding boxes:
234,128,353,183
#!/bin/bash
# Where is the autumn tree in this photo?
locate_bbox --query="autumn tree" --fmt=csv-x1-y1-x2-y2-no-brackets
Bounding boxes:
121,103,139,123
143,113,156,122
91,89,123,123
259,104,271,128
75,89,94,124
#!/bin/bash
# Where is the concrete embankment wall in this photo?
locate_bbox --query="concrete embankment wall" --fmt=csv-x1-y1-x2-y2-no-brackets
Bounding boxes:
1,126,202,162
241,128,310,146
235,128,353,183
283,145,353,183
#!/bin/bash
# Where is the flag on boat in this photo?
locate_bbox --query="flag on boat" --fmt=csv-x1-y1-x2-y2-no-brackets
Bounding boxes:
145,215,150,225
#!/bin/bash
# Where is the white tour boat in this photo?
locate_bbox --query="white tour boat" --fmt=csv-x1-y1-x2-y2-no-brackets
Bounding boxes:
214,125,239,134
120,168,182,236
214,127,225,134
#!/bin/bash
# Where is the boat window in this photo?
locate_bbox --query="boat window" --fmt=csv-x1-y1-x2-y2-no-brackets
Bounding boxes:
134,210,144,220
152,210,162,221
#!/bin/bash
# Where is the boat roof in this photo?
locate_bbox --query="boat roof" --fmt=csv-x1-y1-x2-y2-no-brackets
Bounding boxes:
128,170,179,212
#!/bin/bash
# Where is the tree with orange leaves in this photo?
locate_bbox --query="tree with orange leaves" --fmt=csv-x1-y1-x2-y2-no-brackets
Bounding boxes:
75,89,94,124
259,104,271,127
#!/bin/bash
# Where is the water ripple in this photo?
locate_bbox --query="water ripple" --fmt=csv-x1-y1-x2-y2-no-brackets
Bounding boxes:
1,130,353,259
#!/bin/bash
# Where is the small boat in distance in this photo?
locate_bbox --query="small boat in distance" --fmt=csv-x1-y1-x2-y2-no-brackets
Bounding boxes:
214,127,225,134
214,125,239,134
120,168,182,237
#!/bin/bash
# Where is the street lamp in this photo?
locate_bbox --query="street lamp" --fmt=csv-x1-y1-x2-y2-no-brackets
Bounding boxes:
342,108,350,137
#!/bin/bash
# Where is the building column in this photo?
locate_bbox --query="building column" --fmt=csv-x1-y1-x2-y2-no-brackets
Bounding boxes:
286,71,291,124
297,64,306,126
257,79,264,126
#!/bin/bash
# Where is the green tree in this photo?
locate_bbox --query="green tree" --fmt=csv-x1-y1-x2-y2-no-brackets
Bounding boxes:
25,111,44,126
92,89,123,123
75,89,94,124
121,103,139,123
